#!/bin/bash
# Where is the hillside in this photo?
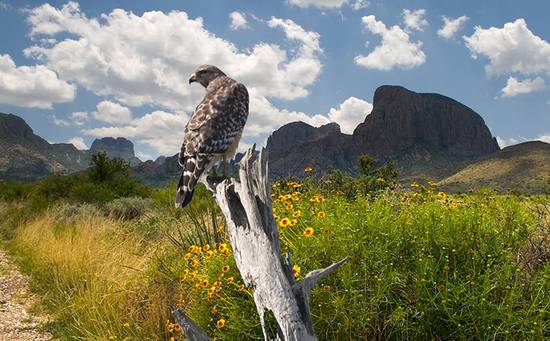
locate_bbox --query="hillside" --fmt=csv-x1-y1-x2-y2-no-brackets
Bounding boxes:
438,141,550,194
0,113,141,181
0,113,88,180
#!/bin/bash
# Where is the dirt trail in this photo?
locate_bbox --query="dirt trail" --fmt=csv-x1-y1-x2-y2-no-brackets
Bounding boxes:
0,249,51,341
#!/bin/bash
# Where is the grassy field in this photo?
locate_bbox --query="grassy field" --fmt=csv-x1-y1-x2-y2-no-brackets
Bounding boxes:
0,168,549,339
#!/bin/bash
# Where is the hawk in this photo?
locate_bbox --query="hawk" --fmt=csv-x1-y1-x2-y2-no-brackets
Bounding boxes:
175,65,249,208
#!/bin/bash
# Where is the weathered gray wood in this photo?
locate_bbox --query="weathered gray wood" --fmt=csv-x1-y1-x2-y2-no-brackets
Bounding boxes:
171,308,211,341
175,145,346,340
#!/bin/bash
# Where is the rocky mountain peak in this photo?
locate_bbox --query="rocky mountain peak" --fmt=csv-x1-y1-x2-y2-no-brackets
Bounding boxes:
90,137,141,165
353,85,499,161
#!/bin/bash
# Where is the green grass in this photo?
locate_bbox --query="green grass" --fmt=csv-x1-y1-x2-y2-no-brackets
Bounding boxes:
176,183,550,340
0,178,549,340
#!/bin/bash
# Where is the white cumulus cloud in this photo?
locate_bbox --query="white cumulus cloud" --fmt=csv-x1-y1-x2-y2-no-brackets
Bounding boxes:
22,3,331,155
463,19,550,76
68,136,87,150
402,9,428,32
437,15,469,39
355,15,426,71
93,100,132,124
229,11,249,30
500,76,545,98
24,2,323,109
327,96,372,133
0,53,75,109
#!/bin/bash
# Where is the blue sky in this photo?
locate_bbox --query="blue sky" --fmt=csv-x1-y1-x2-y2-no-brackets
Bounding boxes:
0,0,549,160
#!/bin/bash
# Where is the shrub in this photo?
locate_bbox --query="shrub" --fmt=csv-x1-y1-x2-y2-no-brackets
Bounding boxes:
0,181,33,201
105,197,153,220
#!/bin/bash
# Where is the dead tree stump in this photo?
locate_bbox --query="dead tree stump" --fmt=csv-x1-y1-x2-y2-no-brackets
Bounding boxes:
173,146,346,340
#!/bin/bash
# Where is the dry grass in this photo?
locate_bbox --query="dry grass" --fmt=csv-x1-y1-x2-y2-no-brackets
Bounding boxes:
9,207,177,340
439,141,550,194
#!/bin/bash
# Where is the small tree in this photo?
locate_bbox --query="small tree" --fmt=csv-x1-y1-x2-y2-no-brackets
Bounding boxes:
88,152,130,183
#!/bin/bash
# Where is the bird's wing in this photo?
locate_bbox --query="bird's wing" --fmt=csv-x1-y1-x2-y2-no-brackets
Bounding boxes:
182,81,249,159
175,80,249,208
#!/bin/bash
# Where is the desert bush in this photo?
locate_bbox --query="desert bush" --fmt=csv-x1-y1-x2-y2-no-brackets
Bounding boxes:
55,202,102,220
104,197,153,220
0,181,33,201
21,154,151,206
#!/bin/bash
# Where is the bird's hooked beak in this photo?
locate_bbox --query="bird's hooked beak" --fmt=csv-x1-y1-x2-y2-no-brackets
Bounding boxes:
189,73,197,84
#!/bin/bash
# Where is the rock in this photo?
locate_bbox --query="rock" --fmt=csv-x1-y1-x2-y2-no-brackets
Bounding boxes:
89,137,141,165
353,85,499,161
266,122,356,178
133,154,181,186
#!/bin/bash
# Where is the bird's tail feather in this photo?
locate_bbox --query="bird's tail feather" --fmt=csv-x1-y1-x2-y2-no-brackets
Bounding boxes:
175,154,210,208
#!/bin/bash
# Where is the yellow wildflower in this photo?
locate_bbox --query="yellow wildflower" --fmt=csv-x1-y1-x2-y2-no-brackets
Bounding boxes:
294,210,302,218
437,191,447,201
202,279,209,288
317,211,326,218
123,322,130,328
217,243,230,254
216,319,226,329
222,265,230,273
226,276,234,284
285,202,293,210
289,219,297,226
410,182,420,188
279,217,290,228
190,259,199,268
303,227,314,237
304,166,313,173
202,244,210,252
210,305,218,314
292,265,301,277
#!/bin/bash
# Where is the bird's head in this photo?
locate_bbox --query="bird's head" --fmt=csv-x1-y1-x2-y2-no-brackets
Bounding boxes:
189,65,227,88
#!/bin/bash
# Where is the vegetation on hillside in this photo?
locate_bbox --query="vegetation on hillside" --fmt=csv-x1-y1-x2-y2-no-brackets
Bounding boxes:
0,155,549,340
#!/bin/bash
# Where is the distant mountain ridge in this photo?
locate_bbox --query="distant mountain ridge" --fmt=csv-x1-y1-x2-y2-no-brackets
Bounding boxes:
2,85,548,194
0,113,140,181
266,85,500,179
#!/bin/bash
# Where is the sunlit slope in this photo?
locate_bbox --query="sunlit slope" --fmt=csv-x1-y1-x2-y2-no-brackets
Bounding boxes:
438,141,550,194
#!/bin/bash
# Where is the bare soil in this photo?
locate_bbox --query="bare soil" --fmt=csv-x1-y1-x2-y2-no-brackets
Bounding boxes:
0,249,51,341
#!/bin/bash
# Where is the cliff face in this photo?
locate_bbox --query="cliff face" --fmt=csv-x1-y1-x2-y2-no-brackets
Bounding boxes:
352,86,499,161
90,137,141,166
266,86,500,178
266,122,356,178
